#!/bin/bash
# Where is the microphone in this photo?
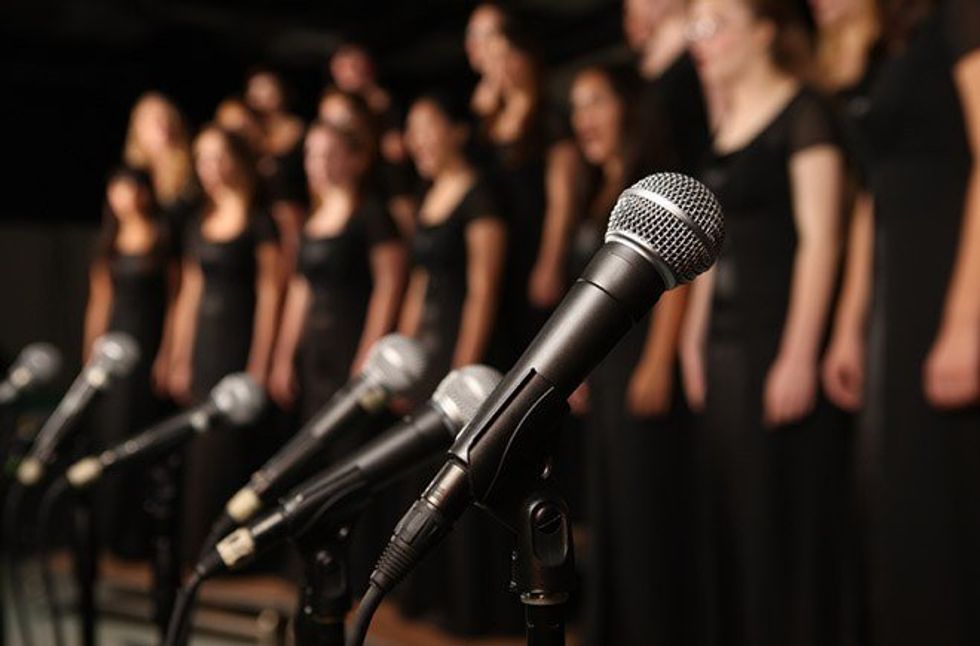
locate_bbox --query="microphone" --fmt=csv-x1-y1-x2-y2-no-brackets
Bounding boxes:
356,173,725,638
16,332,139,486
62,373,265,489
219,335,427,528
203,365,502,574
0,343,62,406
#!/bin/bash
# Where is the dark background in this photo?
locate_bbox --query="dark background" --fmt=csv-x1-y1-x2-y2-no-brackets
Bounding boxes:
0,0,813,371
1,0,632,224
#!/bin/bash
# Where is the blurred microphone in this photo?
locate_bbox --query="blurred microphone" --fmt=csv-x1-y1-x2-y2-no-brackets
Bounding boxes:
0,343,62,406
16,332,139,486
356,173,725,638
198,365,501,576
63,373,264,489
218,335,427,530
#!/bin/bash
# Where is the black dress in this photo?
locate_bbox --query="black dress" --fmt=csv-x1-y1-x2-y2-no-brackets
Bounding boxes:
396,177,523,636
295,196,399,424
574,187,695,646
697,89,849,646
92,237,170,558
858,3,980,645
179,209,278,562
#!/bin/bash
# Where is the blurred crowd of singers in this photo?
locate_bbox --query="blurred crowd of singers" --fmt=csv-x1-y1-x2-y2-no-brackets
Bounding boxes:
79,1,980,645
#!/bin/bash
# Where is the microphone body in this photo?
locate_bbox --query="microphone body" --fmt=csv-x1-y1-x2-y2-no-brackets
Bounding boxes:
16,333,139,486
63,372,264,488
205,365,502,573
0,343,62,406
367,173,726,597
222,335,427,525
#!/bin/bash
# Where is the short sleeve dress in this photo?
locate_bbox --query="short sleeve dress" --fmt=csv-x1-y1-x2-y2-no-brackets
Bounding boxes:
858,2,980,644
698,88,851,646
179,208,279,562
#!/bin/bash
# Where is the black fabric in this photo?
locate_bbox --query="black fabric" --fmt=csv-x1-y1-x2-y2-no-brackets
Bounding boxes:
395,176,522,636
640,52,711,175
91,231,171,558
263,140,307,205
296,195,398,424
857,3,980,645
696,88,850,646
572,173,696,644
179,208,279,564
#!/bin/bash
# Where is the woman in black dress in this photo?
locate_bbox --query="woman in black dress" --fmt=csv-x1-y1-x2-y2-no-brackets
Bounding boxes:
394,93,517,636
122,92,197,256
268,119,405,424
244,68,307,280
473,18,580,359
83,167,175,557
681,2,849,645
567,64,693,646
168,125,282,562
821,1,980,644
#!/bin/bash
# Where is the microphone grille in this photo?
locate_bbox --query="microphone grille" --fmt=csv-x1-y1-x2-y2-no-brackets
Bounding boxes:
211,373,266,426
606,173,725,285
17,343,62,386
431,365,502,432
363,335,428,394
92,332,140,377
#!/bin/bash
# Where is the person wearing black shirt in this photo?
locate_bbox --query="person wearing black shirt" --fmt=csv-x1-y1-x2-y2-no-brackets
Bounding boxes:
822,1,980,644
168,125,282,563
682,2,849,644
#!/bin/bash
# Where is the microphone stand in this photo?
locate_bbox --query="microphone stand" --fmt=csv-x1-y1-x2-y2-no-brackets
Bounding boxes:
509,483,575,646
479,409,576,646
71,487,97,646
293,524,352,646
147,453,182,638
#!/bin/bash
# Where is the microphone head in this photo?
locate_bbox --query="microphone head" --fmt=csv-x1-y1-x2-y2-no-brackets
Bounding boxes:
91,332,141,377
431,365,503,432
362,335,428,395
211,373,266,426
605,172,725,286
11,343,62,389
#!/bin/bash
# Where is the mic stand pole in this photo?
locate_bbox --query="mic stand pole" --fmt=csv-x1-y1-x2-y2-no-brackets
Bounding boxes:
293,525,351,646
147,452,182,639
71,487,97,646
508,479,575,646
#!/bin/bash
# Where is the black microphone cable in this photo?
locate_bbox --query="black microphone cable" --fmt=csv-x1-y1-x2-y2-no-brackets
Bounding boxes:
2,481,37,646
36,475,71,646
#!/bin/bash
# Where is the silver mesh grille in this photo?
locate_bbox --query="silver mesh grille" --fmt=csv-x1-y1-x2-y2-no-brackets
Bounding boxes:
431,365,502,433
211,373,266,426
605,173,725,285
17,343,62,385
92,332,140,377
363,334,429,394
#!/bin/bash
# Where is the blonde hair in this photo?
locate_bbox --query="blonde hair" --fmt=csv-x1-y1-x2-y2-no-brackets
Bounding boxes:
123,92,193,206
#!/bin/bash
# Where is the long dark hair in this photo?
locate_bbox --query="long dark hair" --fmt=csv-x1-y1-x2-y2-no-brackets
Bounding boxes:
194,124,260,208
96,166,160,261
877,0,940,50
745,0,814,78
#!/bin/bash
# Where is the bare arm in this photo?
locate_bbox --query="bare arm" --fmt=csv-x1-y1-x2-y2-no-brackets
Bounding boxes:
765,144,845,426
923,51,980,407
152,258,183,392
679,268,715,410
822,192,874,410
626,285,691,418
398,269,427,339
270,276,312,379
453,218,507,368
247,243,283,384
353,241,407,374
82,261,112,362
267,274,311,407
529,141,581,307
168,259,204,401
